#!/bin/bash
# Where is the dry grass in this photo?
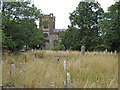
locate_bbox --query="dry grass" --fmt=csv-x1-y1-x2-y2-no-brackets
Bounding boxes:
2,50,118,88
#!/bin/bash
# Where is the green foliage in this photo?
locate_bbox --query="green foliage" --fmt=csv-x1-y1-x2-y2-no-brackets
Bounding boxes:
51,43,65,51
1,30,16,51
2,2,45,51
99,1,120,52
60,26,79,50
5,80,14,87
71,44,82,51
61,2,104,51
51,46,59,51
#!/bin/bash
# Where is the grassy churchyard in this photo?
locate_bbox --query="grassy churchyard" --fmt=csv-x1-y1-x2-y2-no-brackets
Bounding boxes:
2,50,118,88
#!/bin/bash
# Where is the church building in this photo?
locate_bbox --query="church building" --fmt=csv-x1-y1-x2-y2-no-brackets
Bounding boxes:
39,13,66,50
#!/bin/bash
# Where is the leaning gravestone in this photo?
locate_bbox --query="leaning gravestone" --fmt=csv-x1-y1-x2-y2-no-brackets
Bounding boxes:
10,64,16,77
81,46,85,56
64,61,66,71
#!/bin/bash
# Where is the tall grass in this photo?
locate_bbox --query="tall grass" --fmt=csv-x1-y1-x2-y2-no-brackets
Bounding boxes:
2,50,118,88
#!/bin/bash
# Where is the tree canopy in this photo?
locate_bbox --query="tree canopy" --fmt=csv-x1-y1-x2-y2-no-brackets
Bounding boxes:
60,1,120,52
2,2,45,52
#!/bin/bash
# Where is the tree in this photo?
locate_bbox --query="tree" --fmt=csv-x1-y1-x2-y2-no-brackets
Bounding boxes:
60,26,79,50
61,2,104,51
99,1,120,51
1,30,16,52
2,2,45,51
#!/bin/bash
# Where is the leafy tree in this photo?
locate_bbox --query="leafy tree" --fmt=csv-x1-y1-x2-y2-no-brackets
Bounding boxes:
99,1,120,51
1,30,16,52
61,2,104,51
2,2,45,51
60,26,79,50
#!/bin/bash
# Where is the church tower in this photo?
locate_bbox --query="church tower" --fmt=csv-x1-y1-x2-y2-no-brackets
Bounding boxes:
39,13,58,50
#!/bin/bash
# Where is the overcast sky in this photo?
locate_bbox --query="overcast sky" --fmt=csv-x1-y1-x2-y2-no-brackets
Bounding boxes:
32,0,115,29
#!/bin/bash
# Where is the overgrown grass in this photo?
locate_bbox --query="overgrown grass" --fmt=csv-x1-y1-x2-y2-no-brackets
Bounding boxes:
2,50,118,88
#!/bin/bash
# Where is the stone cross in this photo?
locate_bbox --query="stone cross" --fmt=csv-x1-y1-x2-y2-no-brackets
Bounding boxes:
81,46,85,56
10,64,16,77
66,72,71,88
64,61,66,71
19,64,23,74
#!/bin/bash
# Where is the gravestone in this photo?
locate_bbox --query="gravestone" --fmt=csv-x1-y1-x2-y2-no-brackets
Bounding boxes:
19,64,23,74
111,51,113,55
105,49,107,53
81,46,85,56
64,61,66,71
66,72,71,88
10,64,16,77
114,50,117,55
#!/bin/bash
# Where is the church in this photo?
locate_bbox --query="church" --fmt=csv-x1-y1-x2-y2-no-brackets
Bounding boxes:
39,13,66,50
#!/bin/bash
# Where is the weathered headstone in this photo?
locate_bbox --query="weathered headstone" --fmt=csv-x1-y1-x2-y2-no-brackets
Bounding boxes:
19,64,23,74
66,72,71,88
81,46,85,56
37,45,39,48
64,61,66,71
114,50,117,55
105,49,107,53
10,64,16,77
111,51,113,55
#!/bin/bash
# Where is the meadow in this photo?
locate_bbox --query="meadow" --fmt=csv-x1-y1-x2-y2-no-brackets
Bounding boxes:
2,50,118,88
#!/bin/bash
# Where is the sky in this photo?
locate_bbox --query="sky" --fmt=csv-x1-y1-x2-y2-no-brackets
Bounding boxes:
32,0,116,29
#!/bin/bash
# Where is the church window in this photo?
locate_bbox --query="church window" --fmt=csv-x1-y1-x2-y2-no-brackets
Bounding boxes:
44,33,48,38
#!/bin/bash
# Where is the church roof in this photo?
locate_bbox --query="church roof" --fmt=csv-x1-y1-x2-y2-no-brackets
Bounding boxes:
53,29,66,32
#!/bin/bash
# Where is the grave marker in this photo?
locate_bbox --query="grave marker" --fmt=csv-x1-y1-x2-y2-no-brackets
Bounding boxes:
66,72,71,88
111,51,113,55
64,61,66,71
81,46,85,56
114,50,117,55
10,64,16,77
19,64,23,74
